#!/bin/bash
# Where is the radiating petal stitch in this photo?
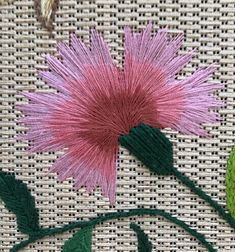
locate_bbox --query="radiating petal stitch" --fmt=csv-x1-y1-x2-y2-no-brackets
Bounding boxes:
18,23,222,203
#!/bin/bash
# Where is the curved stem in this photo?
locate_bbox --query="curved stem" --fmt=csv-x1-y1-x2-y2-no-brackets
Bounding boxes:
172,168,235,229
11,208,216,252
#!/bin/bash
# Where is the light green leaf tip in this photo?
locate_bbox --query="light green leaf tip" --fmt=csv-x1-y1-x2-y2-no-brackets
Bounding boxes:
226,146,235,218
62,226,92,252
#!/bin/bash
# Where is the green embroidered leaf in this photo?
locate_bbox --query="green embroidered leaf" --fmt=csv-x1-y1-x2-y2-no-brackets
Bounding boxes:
62,226,92,252
119,124,174,175
226,146,235,218
0,171,40,234
130,223,152,252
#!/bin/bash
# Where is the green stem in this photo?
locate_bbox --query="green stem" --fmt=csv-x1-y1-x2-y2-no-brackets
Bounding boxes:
119,124,235,230
11,208,216,252
172,168,235,229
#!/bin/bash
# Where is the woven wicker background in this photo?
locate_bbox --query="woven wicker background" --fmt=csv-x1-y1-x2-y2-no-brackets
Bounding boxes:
1,0,235,251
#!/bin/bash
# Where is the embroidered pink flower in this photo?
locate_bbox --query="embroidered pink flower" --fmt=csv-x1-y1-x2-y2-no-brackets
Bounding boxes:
18,23,222,203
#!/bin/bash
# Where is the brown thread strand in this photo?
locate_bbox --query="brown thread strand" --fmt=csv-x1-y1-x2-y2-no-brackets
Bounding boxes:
34,0,59,33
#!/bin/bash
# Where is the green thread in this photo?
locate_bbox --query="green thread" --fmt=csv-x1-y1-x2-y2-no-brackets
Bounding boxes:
119,124,235,230
172,168,235,229
130,223,152,252
119,124,173,175
0,170,216,251
226,146,235,218
0,124,227,252
0,169,216,252
0,171,39,235
62,226,92,252
10,208,216,252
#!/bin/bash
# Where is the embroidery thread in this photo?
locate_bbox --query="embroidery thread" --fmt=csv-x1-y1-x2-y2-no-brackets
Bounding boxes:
130,223,152,252
119,124,235,230
14,23,231,251
34,0,59,31
0,0,15,4
18,23,222,204
0,171,216,252
226,146,235,218
0,0,59,32
62,226,93,252
0,171,39,235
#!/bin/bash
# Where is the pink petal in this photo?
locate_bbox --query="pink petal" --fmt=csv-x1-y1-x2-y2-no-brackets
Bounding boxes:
90,29,113,65
50,143,117,203
46,54,79,80
38,70,67,93
18,25,224,204
174,66,223,135
18,93,66,152
57,42,84,75
124,23,193,78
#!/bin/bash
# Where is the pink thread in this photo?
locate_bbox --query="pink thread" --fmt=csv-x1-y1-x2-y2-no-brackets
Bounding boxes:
18,23,223,203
